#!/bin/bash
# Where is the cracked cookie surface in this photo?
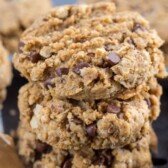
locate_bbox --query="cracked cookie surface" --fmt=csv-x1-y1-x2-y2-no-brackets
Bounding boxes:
79,0,168,42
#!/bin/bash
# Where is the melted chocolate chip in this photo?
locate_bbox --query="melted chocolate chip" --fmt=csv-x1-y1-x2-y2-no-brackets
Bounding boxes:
44,78,55,88
36,141,52,154
56,68,69,77
29,51,42,63
18,41,25,53
101,150,113,165
107,103,120,114
102,60,113,68
107,53,120,65
145,98,151,107
71,117,83,124
35,141,52,161
86,123,97,138
94,150,113,166
62,158,72,168
73,62,90,74
133,24,145,32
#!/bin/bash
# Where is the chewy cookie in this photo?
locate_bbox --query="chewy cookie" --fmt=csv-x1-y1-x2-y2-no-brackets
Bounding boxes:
0,41,12,107
18,77,161,150
18,124,152,168
79,0,168,68
13,3,167,101
79,0,168,43
0,0,52,53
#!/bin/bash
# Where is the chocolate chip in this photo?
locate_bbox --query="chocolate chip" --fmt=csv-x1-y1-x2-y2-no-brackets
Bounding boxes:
87,52,95,57
56,68,69,77
35,141,52,161
44,78,55,88
36,141,52,154
101,150,113,166
71,117,82,124
105,44,111,51
145,98,151,107
93,155,106,165
86,123,97,138
62,158,72,168
68,99,79,106
107,53,120,65
133,24,145,32
18,41,25,53
29,51,42,63
107,103,120,114
73,62,90,74
93,150,113,166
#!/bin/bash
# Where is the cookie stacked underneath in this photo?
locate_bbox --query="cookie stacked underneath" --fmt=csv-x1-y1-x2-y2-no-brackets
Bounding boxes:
13,2,167,167
0,0,52,53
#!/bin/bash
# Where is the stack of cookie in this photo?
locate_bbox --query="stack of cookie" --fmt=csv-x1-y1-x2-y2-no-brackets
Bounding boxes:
14,3,167,167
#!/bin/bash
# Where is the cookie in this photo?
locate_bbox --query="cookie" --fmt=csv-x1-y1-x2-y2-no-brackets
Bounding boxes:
18,76,161,150
18,124,152,168
79,0,168,43
0,41,12,106
0,0,52,53
13,3,167,101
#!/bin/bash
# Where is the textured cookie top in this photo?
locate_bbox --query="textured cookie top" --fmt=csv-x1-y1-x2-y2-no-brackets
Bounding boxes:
79,0,168,42
0,41,12,89
14,2,167,100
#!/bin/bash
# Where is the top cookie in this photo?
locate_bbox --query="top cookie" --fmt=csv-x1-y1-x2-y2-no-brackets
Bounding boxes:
79,0,168,42
13,2,167,100
0,0,52,53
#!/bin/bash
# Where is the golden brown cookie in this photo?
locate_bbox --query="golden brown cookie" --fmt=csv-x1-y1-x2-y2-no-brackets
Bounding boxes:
13,3,167,101
18,77,161,150
18,124,152,168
